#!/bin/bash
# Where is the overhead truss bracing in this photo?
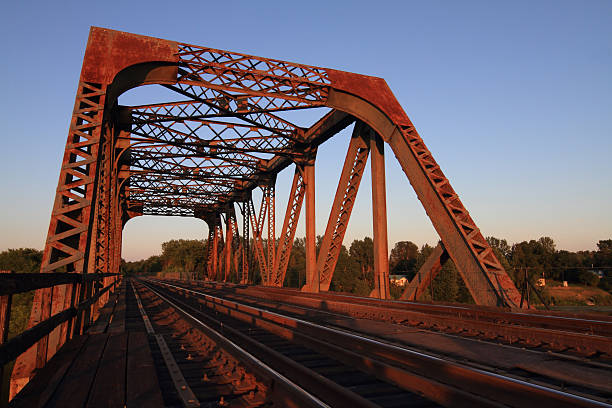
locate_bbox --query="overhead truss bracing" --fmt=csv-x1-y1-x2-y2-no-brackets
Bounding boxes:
13,27,525,395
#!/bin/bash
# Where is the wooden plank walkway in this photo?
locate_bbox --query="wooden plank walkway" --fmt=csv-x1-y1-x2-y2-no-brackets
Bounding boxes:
9,280,164,408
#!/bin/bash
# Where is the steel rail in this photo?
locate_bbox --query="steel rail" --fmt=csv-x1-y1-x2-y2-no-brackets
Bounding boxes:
169,279,612,389
142,279,437,407
134,280,338,408
183,280,612,353
150,279,612,408
191,279,612,332
129,281,200,408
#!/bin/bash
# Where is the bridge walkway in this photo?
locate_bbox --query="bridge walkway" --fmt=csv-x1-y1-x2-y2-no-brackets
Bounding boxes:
8,280,164,408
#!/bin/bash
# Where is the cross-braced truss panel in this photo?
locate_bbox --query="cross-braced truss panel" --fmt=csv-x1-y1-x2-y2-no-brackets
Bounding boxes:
121,79,324,215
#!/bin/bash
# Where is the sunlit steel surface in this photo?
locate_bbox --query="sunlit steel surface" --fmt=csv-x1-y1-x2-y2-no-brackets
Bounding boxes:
11,27,526,394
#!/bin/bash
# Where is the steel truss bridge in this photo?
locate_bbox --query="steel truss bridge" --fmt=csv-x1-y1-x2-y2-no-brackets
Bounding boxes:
5,28,607,408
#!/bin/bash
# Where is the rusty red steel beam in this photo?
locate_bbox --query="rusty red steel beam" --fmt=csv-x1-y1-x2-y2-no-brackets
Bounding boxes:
316,123,370,291
229,208,241,281
272,167,306,287
224,208,233,282
239,201,250,284
249,196,268,283
0,271,12,344
204,218,216,279
369,131,390,300
0,270,13,386
13,81,108,395
326,83,522,307
203,213,223,281
203,109,354,212
303,163,317,292
266,182,276,286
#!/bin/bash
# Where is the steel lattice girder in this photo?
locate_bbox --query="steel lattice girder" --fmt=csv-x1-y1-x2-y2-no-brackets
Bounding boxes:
12,27,525,397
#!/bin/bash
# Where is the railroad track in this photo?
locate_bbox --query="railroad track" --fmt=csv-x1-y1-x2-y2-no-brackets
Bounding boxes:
129,279,318,407
138,278,612,408
164,279,612,358
131,279,438,408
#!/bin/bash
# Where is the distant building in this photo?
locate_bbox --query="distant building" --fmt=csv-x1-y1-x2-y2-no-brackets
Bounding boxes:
588,270,604,279
389,275,409,286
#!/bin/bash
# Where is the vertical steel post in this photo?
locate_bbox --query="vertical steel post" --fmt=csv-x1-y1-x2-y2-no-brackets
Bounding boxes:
249,196,268,284
205,221,216,280
370,132,390,299
304,163,318,292
224,209,233,282
266,183,276,285
0,270,12,393
0,271,12,344
240,201,250,284
212,221,220,280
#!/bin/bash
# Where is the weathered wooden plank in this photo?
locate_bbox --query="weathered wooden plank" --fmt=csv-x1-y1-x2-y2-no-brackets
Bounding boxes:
126,331,164,407
9,335,88,408
88,292,118,334
45,334,109,407
86,332,128,408
107,283,126,334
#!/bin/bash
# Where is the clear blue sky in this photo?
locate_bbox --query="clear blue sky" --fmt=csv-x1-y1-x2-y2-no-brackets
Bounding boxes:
1,1,610,261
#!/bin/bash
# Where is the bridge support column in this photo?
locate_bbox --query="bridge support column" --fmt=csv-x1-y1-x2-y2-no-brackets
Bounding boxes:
370,132,390,300
249,197,267,284
240,201,250,284
224,210,233,282
304,162,318,292
266,183,276,285
205,215,223,281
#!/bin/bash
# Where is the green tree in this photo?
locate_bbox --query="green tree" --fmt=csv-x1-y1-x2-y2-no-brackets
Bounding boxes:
349,237,374,290
161,239,207,279
0,248,43,342
414,244,434,272
330,244,361,293
595,239,612,267
431,261,459,302
486,237,511,259
284,238,306,288
389,241,418,277
578,270,599,287
0,248,43,274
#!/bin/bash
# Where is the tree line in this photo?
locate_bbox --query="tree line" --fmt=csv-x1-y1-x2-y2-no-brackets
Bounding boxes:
119,236,612,302
2,237,611,305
